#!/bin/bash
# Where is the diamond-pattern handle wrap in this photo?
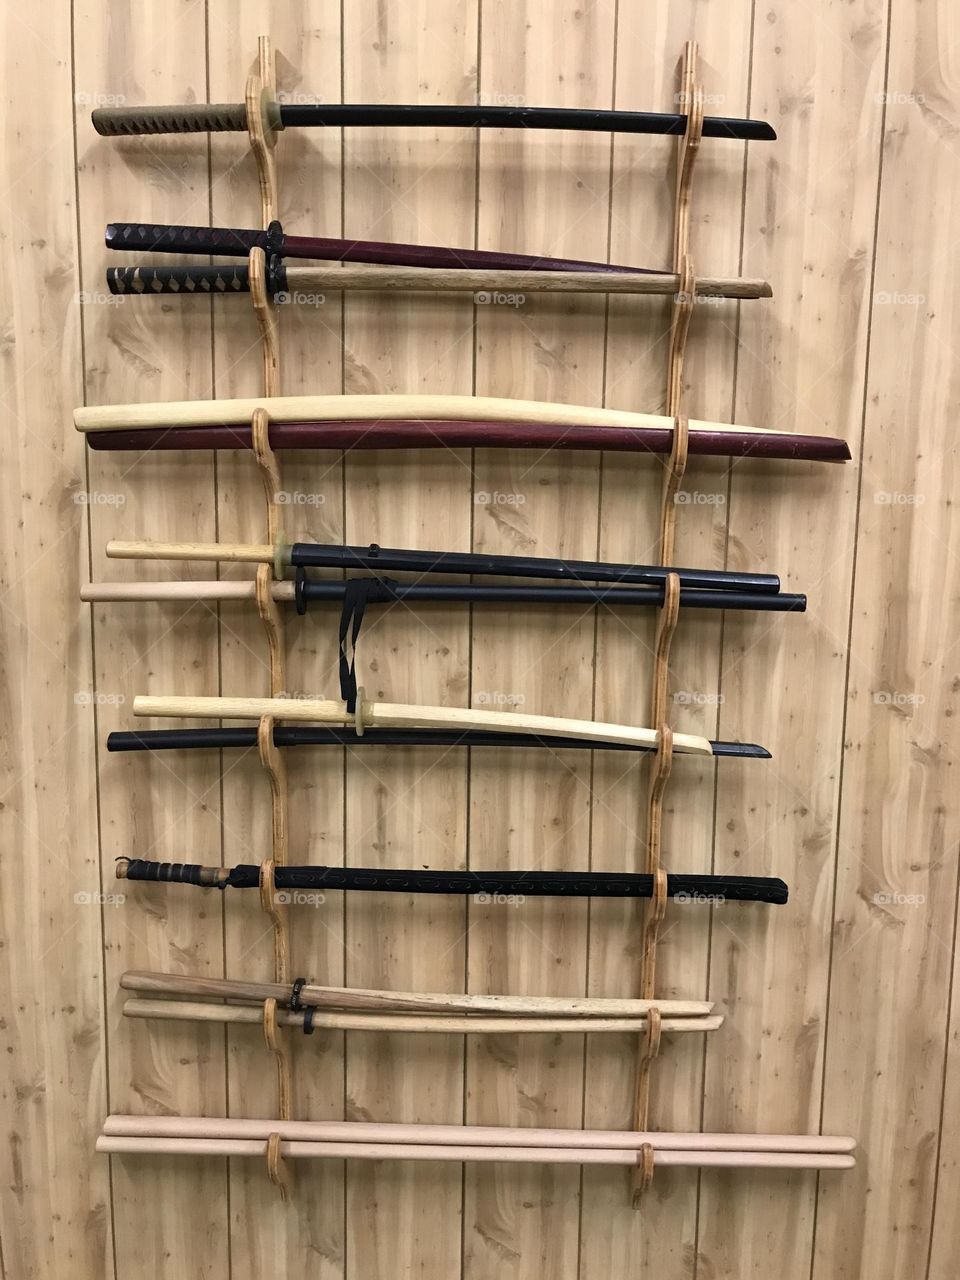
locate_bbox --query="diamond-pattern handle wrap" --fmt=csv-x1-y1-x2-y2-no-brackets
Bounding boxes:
106,221,274,256
106,264,252,295
92,103,248,135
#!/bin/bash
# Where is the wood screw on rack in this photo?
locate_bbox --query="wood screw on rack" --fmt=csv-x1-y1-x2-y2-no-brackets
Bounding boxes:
240,35,294,1198
631,40,703,1207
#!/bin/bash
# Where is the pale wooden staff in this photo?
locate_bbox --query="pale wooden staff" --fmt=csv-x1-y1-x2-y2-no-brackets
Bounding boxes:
82,580,297,603
103,1114,857,1155
268,264,770,297
96,1134,855,1171
132,693,716,756
122,996,722,1035
119,969,713,1018
75,392,783,436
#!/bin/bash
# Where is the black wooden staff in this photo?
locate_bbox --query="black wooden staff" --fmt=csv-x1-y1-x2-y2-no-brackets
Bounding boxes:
105,219,657,274
116,859,787,904
92,101,776,141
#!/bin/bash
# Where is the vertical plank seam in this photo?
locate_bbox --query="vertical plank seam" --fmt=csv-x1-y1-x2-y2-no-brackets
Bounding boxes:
202,7,233,1273
339,3,350,1274
69,0,117,1271
462,5,484,1275
808,2,894,1277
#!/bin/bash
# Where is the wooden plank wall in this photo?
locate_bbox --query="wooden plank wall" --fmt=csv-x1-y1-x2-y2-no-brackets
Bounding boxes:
1,1,958,1277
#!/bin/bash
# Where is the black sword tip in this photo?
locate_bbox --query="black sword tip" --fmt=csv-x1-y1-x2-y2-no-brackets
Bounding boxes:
710,741,772,759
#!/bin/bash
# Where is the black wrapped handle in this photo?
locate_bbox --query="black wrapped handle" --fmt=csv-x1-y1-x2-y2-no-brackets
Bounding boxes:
93,103,249,135
105,220,279,256
106,261,287,297
118,859,788,904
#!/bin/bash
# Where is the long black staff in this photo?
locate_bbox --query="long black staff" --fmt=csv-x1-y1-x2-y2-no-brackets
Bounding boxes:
92,101,776,141
116,859,787,904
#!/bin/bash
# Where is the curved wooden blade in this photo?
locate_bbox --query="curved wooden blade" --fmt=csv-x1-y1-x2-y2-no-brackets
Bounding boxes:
73,393,850,468
132,693,715,755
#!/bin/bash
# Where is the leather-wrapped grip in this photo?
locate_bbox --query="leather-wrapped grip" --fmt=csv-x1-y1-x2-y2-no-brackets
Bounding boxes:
92,103,248,135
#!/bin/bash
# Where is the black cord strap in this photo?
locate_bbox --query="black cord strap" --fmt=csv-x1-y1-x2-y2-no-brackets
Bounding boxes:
289,977,307,1012
337,577,400,710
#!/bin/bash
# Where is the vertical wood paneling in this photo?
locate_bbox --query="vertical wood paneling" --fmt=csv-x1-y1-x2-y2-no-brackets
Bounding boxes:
206,6,347,1277
339,5,478,1277
5,2,960,1277
581,7,754,1275
0,4,110,1277
464,4,615,1278
72,3,228,1277
815,1,960,1278
703,2,887,1277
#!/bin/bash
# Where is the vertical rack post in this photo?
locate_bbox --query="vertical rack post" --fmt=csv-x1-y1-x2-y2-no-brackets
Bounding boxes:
630,41,703,1207
239,35,293,1195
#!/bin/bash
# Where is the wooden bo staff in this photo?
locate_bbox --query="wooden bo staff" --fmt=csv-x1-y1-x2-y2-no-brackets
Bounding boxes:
74,393,851,463
128,691,765,758
115,859,788,904
106,218,668,274
97,1119,855,1171
122,997,723,1036
91,100,776,141
106,724,769,757
103,534,782,594
105,259,771,302
84,574,807,614
120,969,715,1018
101,1114,856,1159
96,1135,854,1171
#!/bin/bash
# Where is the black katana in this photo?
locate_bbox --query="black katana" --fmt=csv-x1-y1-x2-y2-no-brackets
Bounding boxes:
105,220,657,274
106,535,784,595
106,726,770,759
92,101,776,141
116,859,787,905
